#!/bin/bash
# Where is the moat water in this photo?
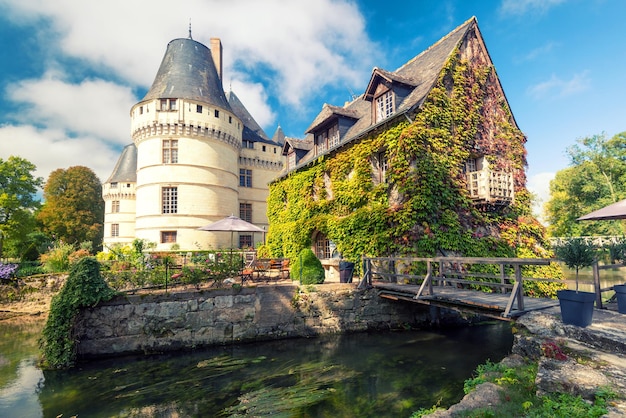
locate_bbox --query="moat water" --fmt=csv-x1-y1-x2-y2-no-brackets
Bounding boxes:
0,318,513,417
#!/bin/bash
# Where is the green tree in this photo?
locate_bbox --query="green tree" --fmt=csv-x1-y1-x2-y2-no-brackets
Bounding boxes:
0,156,43,258
37,166,104,250
545,132,626,237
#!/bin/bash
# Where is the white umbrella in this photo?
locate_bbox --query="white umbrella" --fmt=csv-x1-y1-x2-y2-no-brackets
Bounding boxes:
198,215,264,248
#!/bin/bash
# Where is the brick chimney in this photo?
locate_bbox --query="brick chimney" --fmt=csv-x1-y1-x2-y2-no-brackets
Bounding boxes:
210,38,222,81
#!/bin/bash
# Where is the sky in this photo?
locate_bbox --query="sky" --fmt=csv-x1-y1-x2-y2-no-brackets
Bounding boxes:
1,0,625,222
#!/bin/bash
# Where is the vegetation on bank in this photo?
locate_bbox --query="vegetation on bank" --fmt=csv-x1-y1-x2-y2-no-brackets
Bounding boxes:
39,257,117,369
412,346,617,418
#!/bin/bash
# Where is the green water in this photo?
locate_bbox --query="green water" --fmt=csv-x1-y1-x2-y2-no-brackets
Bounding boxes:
1,318,513,417
561,264,626,294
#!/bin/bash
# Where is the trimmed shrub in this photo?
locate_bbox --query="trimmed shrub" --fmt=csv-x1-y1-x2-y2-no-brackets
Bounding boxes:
290,248,325,285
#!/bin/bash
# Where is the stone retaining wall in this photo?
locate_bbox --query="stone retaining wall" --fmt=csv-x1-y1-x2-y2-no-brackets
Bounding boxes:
75,284,460,358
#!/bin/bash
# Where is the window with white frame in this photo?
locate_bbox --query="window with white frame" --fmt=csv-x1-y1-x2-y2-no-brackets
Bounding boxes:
162,187,178,214
315,233,331,259
316,132,328,154
288,151,296,169
375,90,394,123
160,98,177,111
161,231,177,243
111,223,119,237
328,124,340,148
162,139,178,164
239,169,252,187
111,200,120,213
239,234,252,249
240,203,252,223
374,152,388,184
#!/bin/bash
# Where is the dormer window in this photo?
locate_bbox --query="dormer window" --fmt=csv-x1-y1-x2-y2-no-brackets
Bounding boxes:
160,99,177,111
315,123,339,154
375,91,394,123
288,150,296,169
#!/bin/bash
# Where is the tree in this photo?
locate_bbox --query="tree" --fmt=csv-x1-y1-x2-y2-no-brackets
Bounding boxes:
545,132,626,237
37,166,104,250
0,156,43,258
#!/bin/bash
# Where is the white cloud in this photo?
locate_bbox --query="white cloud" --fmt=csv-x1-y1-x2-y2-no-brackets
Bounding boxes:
516,41,558,63
527,71,590,99
0,0,376,182
527,171,555,224
2,0,374,110
500,0,567,16
7,73,134,144
0,124,121,183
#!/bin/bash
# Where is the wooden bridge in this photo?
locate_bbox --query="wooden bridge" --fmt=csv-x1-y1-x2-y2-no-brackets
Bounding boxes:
358,256,562,321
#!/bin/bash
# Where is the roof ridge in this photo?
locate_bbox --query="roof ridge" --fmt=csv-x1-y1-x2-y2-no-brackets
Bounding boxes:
395,16,477,73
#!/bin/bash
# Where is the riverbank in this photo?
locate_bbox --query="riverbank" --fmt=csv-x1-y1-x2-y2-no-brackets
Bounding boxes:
426,307,626,417
0,274,65,320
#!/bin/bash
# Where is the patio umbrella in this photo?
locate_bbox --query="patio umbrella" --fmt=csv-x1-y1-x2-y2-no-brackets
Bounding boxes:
198,215,264,248
577,199,626,221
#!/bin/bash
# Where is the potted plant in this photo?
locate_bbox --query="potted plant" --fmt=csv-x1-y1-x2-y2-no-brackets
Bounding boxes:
554,238,597,327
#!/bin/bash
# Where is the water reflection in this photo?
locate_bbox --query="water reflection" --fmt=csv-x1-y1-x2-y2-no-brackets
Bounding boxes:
561,264,626,294
0,317,44,417
1,318,513,418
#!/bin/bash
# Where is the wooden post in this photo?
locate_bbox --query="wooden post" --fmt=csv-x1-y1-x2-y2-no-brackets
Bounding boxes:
514,263,524,311
593,260,603,309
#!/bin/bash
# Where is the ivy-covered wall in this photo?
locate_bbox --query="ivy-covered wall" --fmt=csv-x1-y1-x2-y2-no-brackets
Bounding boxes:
267,41,553,275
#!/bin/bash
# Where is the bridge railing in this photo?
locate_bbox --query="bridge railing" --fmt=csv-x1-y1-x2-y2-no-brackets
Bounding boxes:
359,256,553,317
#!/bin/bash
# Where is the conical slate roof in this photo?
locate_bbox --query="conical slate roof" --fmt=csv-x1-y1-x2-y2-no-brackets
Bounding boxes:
106,143,137,183
142,37,232,112
226,90,269,142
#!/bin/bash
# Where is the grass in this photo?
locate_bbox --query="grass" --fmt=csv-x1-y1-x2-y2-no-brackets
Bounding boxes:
411,359,617,418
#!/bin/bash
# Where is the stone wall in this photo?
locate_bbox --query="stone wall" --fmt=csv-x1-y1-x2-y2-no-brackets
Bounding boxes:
74,284,451,358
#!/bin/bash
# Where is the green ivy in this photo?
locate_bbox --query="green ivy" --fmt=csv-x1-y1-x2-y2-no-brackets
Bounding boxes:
267,50,556,280
39,257,117,369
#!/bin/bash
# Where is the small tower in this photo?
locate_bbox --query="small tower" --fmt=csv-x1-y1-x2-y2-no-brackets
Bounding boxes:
102,144,137,249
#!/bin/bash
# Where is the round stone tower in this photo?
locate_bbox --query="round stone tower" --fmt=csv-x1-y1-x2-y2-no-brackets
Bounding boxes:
130,36,242,250
102,143,137,249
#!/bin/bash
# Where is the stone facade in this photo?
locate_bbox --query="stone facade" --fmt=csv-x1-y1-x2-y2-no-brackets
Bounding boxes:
102,36,284,251
74,284,454,358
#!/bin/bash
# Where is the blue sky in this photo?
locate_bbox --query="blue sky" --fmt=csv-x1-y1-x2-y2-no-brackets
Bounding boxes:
1,0,625,221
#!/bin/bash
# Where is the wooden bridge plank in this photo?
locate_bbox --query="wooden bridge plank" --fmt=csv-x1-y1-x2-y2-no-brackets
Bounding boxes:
374,282,559,320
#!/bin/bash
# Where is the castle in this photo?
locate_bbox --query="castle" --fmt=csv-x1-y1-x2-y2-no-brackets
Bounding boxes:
102,35,284,251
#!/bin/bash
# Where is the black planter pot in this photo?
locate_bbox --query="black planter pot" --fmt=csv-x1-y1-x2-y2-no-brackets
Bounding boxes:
339,261,355,283
614,284,626,314
557,289,595,327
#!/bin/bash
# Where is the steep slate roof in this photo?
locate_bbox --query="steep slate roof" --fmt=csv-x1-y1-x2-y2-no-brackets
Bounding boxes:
271,126,286,145
286,17,492,173
106,143,137,183
226,90,272,143
142,37,233,113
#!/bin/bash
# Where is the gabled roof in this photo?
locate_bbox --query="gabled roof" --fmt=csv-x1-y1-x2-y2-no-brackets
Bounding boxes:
305,103,361,134
226,90,271,143
106,143,137,183
282,136,313,155
363,68,419,101
283,16,508,176
143,37,233,113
